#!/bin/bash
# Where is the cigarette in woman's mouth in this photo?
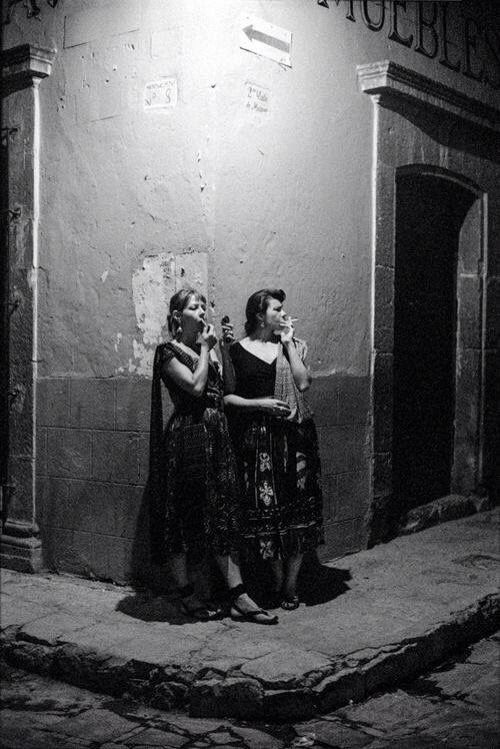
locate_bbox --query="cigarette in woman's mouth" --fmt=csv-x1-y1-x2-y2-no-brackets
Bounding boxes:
280,318,298,325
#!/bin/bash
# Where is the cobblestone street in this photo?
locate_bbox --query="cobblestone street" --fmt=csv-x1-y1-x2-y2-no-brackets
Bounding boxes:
1,635,497,748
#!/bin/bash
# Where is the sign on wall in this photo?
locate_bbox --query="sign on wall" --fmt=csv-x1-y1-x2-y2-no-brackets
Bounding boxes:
144,77,178,110
240,16,292,68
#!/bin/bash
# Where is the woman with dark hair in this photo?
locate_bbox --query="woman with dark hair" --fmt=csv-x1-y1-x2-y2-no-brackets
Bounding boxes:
149,288,278,624
223,289,324,610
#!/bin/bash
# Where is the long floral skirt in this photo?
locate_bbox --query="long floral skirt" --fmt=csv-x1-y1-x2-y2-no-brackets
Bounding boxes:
230,415,324,560
151,407,241,563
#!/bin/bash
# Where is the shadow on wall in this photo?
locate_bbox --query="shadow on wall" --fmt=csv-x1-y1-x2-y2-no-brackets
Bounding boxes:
127,478,175,595
381,95,500,165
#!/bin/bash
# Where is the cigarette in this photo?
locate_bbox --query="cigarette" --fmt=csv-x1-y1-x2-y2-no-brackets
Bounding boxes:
280,318,298,325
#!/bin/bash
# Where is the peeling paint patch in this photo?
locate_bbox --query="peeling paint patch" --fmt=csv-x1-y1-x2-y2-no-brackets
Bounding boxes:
128,339,155,375
132,254,175,347
128,252,209,376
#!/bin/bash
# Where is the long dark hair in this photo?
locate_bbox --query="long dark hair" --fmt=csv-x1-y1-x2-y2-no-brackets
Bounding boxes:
167,288,206,335
245,288,285,335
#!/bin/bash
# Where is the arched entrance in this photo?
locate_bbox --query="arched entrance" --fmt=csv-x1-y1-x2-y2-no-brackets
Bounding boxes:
357,60,497,545
393,171,476,510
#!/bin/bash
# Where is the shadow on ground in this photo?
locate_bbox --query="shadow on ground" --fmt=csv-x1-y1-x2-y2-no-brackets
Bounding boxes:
120,480,351,623
116,551,351,625
299,552,351,605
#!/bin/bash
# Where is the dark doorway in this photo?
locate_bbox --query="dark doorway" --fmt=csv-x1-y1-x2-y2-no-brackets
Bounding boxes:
393,173,474,510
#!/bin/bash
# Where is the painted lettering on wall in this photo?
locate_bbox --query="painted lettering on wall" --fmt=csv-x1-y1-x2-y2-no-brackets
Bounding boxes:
317,1,499,90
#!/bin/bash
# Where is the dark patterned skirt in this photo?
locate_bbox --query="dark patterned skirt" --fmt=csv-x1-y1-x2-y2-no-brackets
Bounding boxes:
230,414,324,560
153,407,241,562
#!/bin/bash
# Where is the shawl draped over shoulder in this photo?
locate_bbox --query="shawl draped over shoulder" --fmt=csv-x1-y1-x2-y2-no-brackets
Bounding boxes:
274,338,313,424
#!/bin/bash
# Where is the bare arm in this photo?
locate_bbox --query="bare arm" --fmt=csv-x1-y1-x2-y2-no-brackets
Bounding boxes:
280,322,312,392
164,325,217,398
224,393,291,417
164,347,210,397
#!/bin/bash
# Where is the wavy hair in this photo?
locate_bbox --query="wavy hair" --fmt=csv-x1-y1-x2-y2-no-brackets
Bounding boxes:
244,288,285,335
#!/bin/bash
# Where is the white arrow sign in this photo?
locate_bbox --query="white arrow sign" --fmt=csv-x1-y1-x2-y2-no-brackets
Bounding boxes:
240,16,292,68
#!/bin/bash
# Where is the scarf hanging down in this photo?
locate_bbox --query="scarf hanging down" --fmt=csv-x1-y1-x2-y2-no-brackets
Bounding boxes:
274,338,313,424
148,344,168,564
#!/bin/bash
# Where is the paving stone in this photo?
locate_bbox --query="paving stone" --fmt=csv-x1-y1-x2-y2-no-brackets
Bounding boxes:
423,721,499,749
239,649,331,688
166,715,229,734
208,730,240,744
338,690,439,734
0,595,52,628
367,736,446,748
50,708,136,742
297,719,372,748
1,723,93,748
230,725,284,749
20,613,88,645
124,727,188,746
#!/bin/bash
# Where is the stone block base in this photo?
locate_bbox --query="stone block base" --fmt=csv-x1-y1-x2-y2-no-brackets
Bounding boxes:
0,522,43,573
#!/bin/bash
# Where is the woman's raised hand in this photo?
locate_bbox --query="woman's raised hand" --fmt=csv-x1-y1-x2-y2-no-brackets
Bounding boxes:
259,398,291,418
200,323,217,350
278,316,295,344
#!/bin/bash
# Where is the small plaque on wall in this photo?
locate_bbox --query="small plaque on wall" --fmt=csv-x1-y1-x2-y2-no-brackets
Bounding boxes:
144,78,177,110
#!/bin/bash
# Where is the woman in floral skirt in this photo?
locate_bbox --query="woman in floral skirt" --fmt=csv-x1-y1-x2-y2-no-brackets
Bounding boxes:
223,288,324,610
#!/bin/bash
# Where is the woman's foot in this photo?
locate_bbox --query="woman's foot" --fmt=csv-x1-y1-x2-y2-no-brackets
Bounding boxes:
280,592,300,610
229,584,278,625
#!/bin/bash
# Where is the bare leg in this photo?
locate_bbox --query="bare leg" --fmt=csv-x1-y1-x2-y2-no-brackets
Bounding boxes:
281,553,303,606
216,554,270,615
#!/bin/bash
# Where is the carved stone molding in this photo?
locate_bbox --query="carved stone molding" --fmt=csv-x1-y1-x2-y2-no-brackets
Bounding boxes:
357,60,500,132
1,43,56,94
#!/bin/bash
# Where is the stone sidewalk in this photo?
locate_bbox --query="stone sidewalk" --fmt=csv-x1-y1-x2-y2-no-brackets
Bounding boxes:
1,511,499,721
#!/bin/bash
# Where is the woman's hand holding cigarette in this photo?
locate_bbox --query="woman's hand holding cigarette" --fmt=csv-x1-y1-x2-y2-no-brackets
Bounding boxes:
278,315,296,343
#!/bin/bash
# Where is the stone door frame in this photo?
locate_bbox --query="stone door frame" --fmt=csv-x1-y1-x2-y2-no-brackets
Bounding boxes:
357,61,499,542
0,44,55,571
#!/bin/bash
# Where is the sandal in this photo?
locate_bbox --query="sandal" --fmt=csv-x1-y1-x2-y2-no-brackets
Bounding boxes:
179,584,221,622
280,594,300,611
228,584,279,625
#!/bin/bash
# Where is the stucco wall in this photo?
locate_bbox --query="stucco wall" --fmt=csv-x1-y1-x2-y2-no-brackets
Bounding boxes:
3,0,498,581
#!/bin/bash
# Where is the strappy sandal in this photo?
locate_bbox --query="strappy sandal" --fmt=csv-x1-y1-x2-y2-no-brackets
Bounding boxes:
179,584,221,622
228,584,279,625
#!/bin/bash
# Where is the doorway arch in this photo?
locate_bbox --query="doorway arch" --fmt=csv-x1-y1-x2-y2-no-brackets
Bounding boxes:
393,167,481,511
371,161,486,539
357,60,497,545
